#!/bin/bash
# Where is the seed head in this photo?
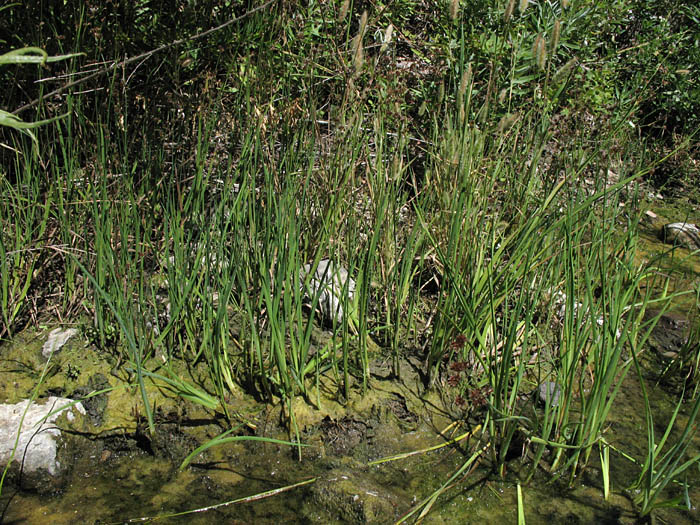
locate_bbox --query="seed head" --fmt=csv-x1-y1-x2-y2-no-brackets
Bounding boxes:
338,0,350,23
552,57,578,82
352,11,369,74
504,0,515,22
497,112,519,133
380,24,393,54
458,64,472,99
533,33,547,70
449,0,459,21
551,20,561,55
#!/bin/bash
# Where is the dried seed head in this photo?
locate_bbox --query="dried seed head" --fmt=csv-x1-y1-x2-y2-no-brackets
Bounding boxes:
497,112,519,133
449,0,459,21
352,40,364,73
498,88,508,104
561,0,569,8
380,24,393,54
519,0,529,13
392,153,402,177
339,0,350,23
552,57,578,82
551,20,561,55
358,10,368,36
458,64,472,98
504,0,515,22
533,33,547,70
352,11,369,74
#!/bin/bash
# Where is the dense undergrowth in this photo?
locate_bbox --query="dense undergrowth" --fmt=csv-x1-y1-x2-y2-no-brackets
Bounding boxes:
1,0,699,521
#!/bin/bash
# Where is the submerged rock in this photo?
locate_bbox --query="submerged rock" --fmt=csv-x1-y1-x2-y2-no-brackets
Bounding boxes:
300,259,355,325
0,397,85,491
310,466,403,524
646,311,691,360
661,222,700,251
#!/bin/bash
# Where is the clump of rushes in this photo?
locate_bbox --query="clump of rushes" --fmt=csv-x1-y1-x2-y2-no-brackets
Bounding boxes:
3,1,699,522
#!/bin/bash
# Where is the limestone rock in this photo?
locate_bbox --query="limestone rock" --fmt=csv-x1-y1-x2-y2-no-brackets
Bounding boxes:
0,397,86,490
42,327,78,358
661,222,700,251
301,259,355,325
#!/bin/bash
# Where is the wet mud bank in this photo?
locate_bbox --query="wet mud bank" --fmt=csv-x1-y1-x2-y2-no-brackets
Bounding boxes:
1,278,699,524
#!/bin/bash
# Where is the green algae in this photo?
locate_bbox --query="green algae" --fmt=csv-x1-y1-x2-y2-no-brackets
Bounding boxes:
1,294,700,525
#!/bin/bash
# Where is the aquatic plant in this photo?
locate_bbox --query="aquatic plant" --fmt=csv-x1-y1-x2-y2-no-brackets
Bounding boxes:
630,336,700,516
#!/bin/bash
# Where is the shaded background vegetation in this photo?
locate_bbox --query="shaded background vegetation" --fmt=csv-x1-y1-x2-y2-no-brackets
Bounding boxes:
3,0,698,166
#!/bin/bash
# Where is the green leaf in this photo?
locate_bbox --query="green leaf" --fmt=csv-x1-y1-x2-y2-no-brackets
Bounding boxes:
137,368,220,410
0,47,83,65
180,431,307,470
0,109,69,130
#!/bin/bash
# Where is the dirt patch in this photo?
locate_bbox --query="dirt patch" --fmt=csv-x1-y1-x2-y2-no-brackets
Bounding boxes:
318,415,371,456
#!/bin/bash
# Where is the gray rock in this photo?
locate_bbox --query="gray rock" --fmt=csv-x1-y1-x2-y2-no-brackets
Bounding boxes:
0,397,85,486
42,327,78,358
661,222,700,251
538,382,561,408
301,259,355,325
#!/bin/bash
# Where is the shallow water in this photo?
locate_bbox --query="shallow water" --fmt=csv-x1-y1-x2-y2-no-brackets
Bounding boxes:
2,368,699,525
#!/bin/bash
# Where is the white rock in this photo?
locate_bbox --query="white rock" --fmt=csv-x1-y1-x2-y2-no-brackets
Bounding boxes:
662,222,700,251
551,290,582,321
0,397,85,476
42,328,78,358
300,259,355,324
